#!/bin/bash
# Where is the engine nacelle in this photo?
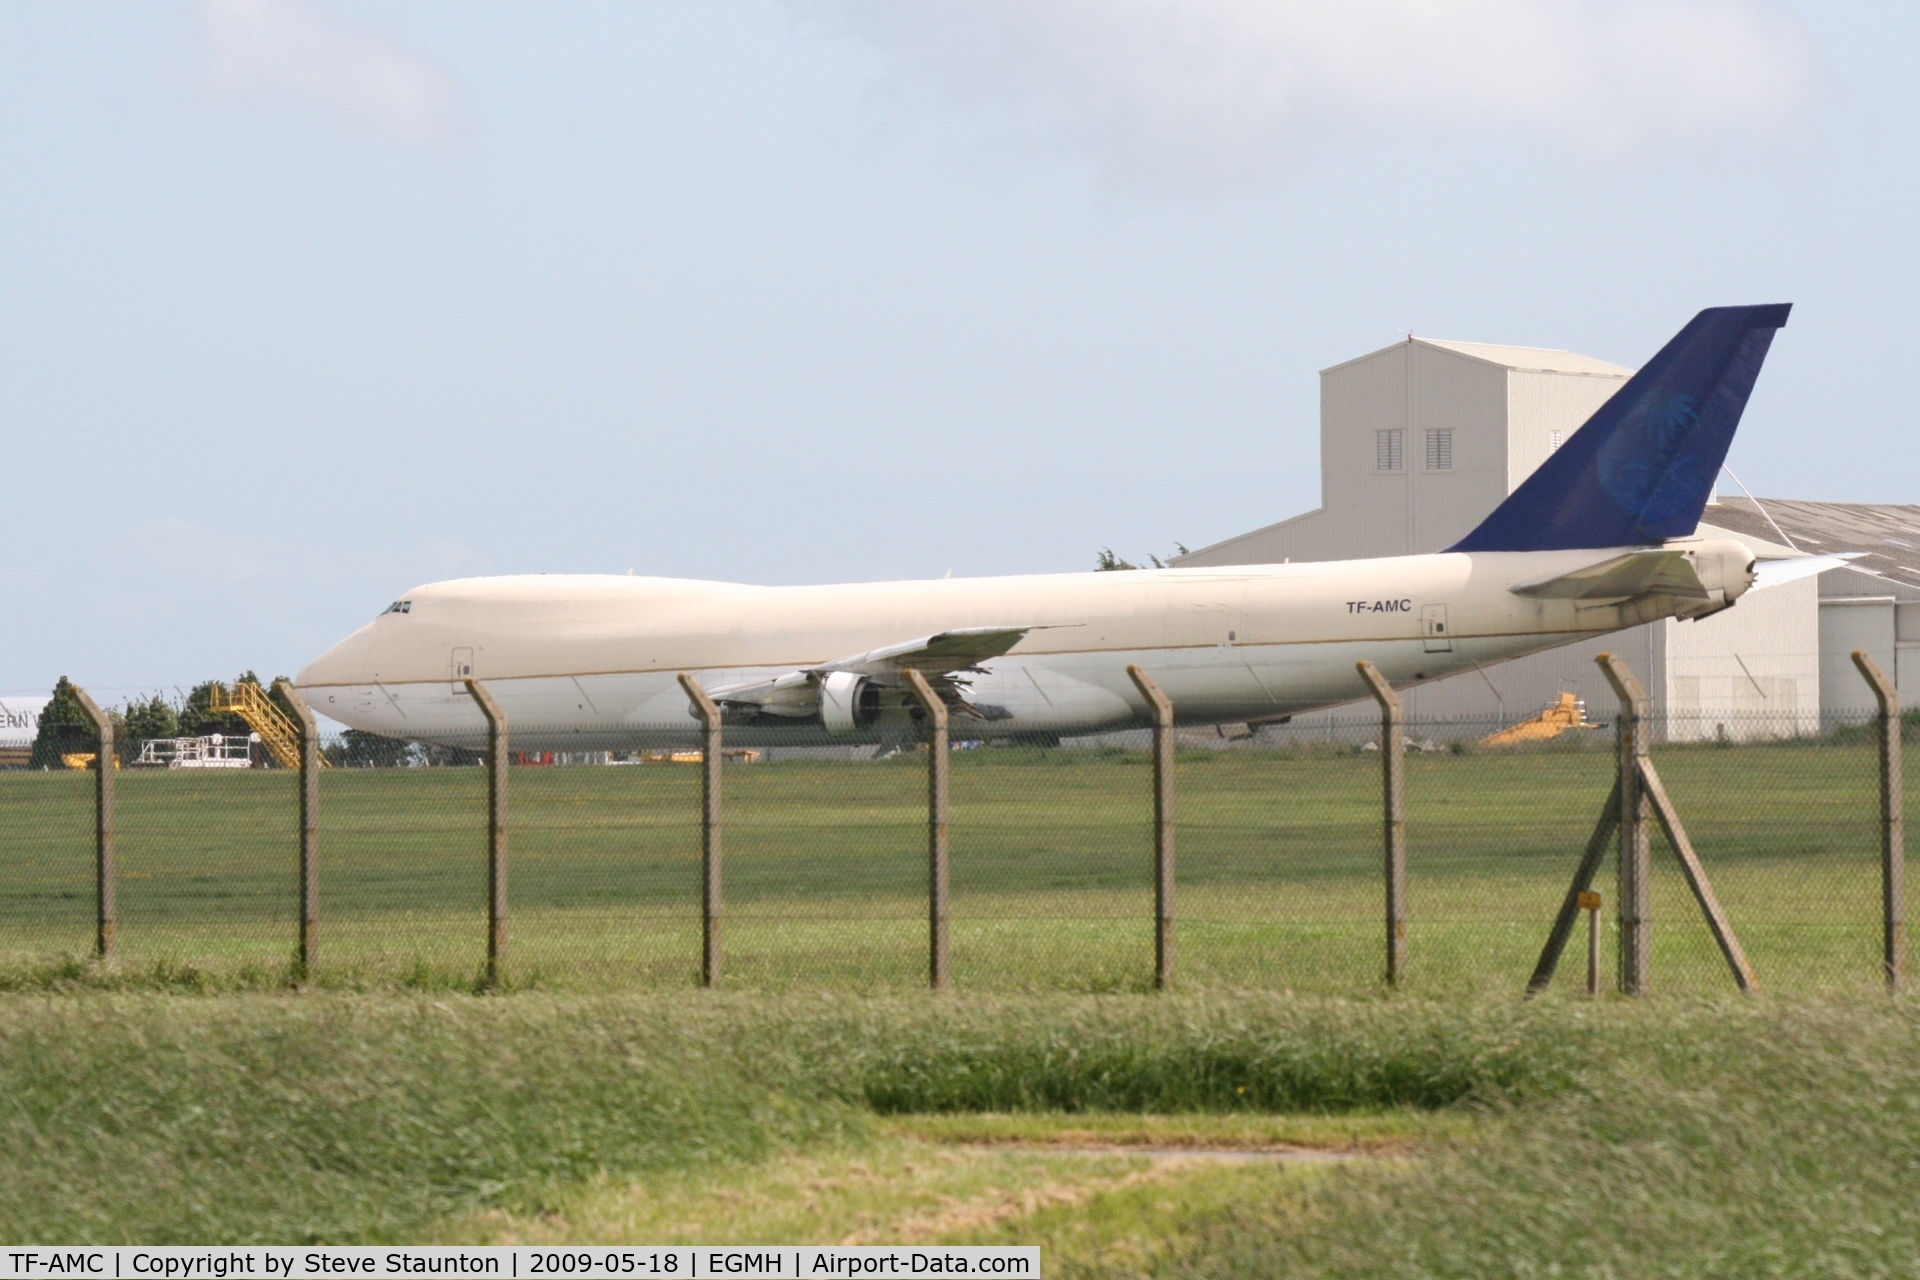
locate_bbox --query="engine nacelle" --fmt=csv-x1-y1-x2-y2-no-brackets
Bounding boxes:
820,671,881,736
1667,537,1760,621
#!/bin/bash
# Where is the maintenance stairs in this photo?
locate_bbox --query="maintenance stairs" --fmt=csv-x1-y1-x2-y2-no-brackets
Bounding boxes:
207,681,327,770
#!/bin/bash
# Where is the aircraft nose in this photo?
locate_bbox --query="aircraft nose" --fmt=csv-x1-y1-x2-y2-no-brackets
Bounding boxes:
295,622,377,691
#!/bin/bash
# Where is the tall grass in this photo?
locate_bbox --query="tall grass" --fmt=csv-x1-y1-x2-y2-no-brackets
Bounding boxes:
0,996,858,1243
1171,997,1920,1277
765,994,1579,1113
7,989,1918,1266
0,992,1575,1243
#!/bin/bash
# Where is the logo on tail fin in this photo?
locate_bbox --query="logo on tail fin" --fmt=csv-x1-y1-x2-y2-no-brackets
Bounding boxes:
1597,389,1704,524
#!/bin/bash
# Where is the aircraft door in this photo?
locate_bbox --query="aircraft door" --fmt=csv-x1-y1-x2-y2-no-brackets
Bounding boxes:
1421,605,1452,653
450,647,475,694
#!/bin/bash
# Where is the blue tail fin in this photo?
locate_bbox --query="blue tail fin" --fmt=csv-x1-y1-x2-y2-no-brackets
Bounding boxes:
1448,304,1791,553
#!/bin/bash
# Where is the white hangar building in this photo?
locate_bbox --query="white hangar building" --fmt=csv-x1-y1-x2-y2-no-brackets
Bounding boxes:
1173,333,1920,738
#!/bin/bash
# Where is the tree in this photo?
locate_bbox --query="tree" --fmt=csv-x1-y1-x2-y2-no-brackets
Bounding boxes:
266,677,302,729
177,672,261,740
119,694,179,747
29,677,98,770
1095,543,1188,572
324,729,414,768
420,741,484,767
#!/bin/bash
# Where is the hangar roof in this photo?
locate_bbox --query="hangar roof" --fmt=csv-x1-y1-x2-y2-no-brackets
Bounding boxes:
1322,336,1634,378
1703,497,1920,592
1417,338,1635,377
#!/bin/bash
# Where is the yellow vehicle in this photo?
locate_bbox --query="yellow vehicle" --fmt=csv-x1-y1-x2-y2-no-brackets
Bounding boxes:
1479,692,1598,747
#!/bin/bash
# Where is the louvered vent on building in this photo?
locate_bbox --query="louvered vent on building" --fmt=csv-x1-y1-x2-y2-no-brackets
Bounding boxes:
1376,429,1403,472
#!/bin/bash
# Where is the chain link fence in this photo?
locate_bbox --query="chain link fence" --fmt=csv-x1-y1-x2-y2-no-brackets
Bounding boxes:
0,700,1909,996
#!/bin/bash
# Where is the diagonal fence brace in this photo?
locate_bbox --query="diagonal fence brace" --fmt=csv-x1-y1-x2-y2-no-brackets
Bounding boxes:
1639,756,1759,993
1529,652,1760,997
1528,778,1619,994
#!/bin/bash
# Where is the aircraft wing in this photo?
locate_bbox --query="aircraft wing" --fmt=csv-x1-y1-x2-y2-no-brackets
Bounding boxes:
703,626,1034,722
1510,550,1715,601
814,626,1033,678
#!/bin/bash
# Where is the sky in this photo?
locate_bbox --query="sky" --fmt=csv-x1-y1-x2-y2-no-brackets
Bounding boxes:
3,0,1917,699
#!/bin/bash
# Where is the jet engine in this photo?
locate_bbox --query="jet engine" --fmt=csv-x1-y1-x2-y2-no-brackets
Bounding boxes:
820,671,882,735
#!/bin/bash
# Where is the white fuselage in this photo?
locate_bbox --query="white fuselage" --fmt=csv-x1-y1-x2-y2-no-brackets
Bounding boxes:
294,541,1756,749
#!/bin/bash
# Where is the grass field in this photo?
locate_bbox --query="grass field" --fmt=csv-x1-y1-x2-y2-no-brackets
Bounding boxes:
0,990,1551,1244
5,988,1920,1275
1,737,1910,994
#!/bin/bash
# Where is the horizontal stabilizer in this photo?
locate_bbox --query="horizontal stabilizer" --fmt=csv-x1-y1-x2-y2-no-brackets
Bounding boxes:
1750,553,1860,591
1511,550,1713,601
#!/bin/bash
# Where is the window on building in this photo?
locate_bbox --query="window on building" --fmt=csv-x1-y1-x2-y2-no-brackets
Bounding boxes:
1426,429,1453,471
1376,429,1403,472
1549,429,1564,454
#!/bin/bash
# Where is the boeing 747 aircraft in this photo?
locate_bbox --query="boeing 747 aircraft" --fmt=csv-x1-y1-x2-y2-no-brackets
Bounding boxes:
298,304,1834,749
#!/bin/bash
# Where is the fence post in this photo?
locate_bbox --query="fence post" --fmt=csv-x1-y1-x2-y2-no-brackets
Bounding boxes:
1582,890,1602,997
1126,665,1175,990
903,669,950,991
1853,651,1905,992
1597,653,1651,995
465,679,508,987
1356,661,1406,987
677,674,725,988
70,686,115,960
275,679,320,980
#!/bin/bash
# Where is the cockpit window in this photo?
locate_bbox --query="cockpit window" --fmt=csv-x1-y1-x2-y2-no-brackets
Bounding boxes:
383,600,412,616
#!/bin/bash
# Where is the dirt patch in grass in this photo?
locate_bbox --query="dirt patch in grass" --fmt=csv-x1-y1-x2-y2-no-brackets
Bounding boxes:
877,1108,1459,1153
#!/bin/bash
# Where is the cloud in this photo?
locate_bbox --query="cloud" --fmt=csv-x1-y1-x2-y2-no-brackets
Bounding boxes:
188,0,462,146
798,0,1818,186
